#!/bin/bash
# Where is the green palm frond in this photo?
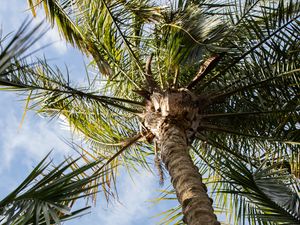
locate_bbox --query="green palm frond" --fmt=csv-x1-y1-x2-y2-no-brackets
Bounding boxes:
150,1,229,89
0,152,109,225
0,21,153,204
66,131,154,203
191,0,300,146
1,57,143,112
200,0,300,89
212,156,300,225
0,57,155,197
190,137,300,224
181,141,300,225
29,0,112,76
0,58,145,168
0,20,143,115
28,0,165,91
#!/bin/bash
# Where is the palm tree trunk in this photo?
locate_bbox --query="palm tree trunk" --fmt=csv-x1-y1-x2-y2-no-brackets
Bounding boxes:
160,122,220,225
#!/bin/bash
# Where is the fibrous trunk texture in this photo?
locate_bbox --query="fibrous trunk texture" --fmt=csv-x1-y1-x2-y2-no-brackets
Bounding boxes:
143,90,220,225
160,122,220,225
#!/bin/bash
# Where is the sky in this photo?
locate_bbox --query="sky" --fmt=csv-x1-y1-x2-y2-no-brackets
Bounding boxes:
0,1,177,225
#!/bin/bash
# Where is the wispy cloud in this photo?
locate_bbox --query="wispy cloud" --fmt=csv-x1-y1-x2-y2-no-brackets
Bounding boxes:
0,93,73,174
68,169,165,225
98,170,157,225
0,92,76,200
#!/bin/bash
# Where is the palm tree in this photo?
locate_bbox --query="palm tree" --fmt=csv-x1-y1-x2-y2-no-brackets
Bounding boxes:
1,0,299,224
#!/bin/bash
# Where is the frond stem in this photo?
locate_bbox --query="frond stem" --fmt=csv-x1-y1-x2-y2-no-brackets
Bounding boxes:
99,0,146,80
96,132,145,173
202,14,300,88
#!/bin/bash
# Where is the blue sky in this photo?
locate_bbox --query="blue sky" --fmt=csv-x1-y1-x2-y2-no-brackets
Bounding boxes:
0,1,177,225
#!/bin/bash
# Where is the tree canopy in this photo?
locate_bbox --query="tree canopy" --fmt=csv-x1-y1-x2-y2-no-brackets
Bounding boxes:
0,0,299,224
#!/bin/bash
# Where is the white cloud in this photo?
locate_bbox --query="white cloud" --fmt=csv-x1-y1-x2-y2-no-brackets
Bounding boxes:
98,170,157,225
0,93,73,174
43,27,68,55
67,169,164,225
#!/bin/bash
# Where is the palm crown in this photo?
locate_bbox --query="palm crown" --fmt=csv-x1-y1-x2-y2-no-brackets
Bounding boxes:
0,0,299,224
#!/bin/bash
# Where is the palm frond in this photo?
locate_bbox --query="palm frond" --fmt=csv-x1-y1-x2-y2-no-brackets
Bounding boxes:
28,0,166,92
192,1,300,145
213,156,300,225
1,56,143,113
200,0,300,89
185,139,300,225
152,1,228,88
0,20,44,74
0,152,109,225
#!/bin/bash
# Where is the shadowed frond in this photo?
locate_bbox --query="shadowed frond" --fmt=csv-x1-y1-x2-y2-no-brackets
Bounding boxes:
0,20,44,74
192,0,300,145
0,152,110,225
199,0,300,90
212,154,300,225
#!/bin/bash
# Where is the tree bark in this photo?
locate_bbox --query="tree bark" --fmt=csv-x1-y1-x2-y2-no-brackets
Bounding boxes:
143,90,220,224
159,122,220,225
